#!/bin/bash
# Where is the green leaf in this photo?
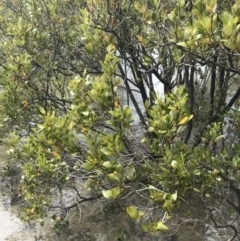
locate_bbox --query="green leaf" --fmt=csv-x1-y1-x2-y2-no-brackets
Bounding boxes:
156,222,169,231
116,164,124,174
142,221,168,233
193,169,201,176
225,40,236,50
158,130,167,134
177,42,188,48
25,191,32,200
193,188,201,193
101,147,114,156
141,222,151,232
138,211,145,219
102,186,121,199
82,111,89,116
108,172,122,183
171,160,178,169
85,44,93,53
176,85,184,95
215,135,225,142
192,9,199,16
162,199,173,212
216,176,221,182
126,206,139,220
39,107,46,115
205,193,211,198
223,24,233,36
125,165,136,180
145,99,150,109
233,156,240,167
83,161,95,171
124,106,132,118
179,0,185,7
171,193,177,201
160,181,170,189
178,115,193,125
102,161,116,169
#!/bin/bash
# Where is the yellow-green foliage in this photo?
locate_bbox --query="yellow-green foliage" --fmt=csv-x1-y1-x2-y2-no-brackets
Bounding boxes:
1,0,240,236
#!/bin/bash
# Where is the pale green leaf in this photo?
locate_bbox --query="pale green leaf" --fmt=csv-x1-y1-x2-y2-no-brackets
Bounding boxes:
156,222,169,231
102,186,121,199
171,193,177,201
83,161,95,171
141,222,151,232
192,9,199,16
108,172,122,183
171,160,178,169
102,161,116,169
82,111,89,116
223,24,233,36
126,206,139,220
39,107,46,115
215,135,225,142
216,176,221,182
125,165,136,180
205,193,210,198
101,147,114,155
193,188,201,193
193,169,201,175
177,42,188,48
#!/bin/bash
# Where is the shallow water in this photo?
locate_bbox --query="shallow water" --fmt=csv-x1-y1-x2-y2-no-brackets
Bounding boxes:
0,202,21,240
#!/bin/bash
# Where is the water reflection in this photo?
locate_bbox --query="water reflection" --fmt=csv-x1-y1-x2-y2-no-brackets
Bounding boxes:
0,199,21,241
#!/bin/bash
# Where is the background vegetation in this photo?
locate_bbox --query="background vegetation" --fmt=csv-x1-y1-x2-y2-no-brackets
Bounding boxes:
1,0,240,239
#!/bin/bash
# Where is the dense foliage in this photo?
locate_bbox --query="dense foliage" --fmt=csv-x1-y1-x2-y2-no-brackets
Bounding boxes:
1,0,240,238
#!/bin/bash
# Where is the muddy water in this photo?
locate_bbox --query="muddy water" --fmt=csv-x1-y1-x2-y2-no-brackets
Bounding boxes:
0,203,22,240
0,199,45,241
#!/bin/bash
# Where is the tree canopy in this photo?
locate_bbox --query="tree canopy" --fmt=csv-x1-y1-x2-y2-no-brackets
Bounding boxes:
1,0,240,239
